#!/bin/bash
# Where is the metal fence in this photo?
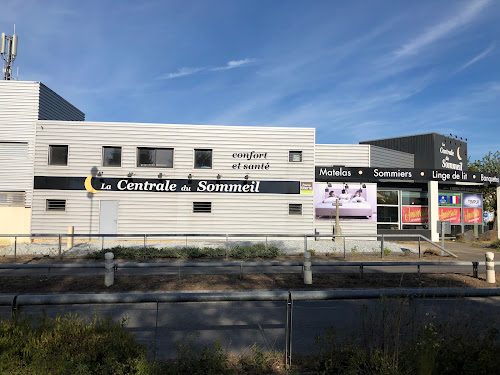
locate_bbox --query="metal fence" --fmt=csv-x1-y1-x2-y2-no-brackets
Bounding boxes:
0,259,497,279
2,288,500,367
0,232,457,259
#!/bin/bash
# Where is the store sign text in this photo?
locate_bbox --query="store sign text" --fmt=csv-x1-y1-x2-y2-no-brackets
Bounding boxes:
232,151,270,170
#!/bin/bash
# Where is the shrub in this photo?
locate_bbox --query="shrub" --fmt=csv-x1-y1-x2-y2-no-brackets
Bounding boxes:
87,246,227,260
158,333,231,375
383,248,392,256
0,312,151,374
489,239,500,250
229,244,283,259
87,244,283,260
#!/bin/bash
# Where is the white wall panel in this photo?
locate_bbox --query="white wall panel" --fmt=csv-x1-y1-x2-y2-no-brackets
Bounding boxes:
32,122,315,234
315,144,370,167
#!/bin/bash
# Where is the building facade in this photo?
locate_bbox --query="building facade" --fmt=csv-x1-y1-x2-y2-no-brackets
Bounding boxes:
1,81,498,243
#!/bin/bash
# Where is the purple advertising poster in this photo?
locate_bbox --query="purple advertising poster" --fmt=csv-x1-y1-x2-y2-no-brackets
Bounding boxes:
314,183,377,221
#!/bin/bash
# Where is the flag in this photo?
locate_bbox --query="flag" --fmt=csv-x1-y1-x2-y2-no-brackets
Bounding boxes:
450,195,459,205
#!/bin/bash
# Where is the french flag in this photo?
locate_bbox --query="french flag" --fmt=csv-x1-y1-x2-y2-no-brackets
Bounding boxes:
451,195,459,205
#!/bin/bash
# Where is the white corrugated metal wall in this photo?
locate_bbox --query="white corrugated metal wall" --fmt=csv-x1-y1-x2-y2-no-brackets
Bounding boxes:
32,121,315,234
0,81,40,207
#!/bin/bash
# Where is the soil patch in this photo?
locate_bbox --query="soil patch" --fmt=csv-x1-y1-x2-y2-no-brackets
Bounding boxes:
1,272,498,294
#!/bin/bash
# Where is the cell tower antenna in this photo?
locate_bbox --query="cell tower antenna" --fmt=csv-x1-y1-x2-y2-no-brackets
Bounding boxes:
1,25,19,80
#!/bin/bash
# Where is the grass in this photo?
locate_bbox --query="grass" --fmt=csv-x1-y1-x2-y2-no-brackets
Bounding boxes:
489,239,500,251
87,244,283,260
3,299,499,374
0,312,151,374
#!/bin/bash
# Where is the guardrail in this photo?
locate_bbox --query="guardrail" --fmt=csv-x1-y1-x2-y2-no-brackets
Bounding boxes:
0,232,458,259
1,260,497,279
2,288,500,367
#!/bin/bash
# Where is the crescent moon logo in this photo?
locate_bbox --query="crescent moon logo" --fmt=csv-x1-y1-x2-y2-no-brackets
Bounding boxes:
85,175,100,194
457,147,462,161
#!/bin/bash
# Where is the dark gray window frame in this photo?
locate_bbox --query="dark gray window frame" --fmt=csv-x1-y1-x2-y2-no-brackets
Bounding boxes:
194,149,213,169
137,147,174,168
102,146,122,167
289,150,303,162
48,145,68,166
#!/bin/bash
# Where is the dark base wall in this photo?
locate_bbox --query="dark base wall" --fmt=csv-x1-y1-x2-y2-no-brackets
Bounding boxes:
378,229,431,241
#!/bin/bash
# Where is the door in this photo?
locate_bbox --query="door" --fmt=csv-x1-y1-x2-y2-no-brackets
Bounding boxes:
99,201,119,237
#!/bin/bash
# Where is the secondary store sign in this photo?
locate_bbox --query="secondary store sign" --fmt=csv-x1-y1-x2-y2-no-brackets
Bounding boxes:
316,166,500,185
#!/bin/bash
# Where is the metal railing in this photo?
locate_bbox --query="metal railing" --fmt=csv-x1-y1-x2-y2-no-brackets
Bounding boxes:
1,259,497,280
0,232,459,259
2,288,500,367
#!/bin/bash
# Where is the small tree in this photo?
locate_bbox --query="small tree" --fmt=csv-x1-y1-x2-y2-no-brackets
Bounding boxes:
469,151,500,228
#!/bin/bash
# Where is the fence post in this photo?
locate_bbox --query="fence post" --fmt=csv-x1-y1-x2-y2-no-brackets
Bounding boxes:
104,252,115,287
303,235,307,254
14,236,17,260
67,226,74,249
486,252,495,283
285,291,293,369
472,262,479,279
381,234,384,259
226,234,229,260
418,236,421,259
343,236,346,258
304,251,312,285
144,234,147,248
58,235,62,260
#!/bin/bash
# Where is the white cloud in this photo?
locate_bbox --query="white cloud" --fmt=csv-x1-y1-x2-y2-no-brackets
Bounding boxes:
157,58,256,80
394,0,491,58
157,67,203,80
211,58,256,71
456,43,495,72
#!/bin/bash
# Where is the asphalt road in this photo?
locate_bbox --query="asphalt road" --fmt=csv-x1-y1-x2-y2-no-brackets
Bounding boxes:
1,297,499,359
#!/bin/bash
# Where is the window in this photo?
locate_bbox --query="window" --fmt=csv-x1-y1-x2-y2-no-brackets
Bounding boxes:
377,190,399,228
402,191,428,206
289,151,303,162
193,202,211,213
103,146,122,167
46,199,66,211
289,203,302,215
377,206,399,222
137,147,173,168
194,149,212,169
49,145,68,166
377,190,398,205
0,192,25,207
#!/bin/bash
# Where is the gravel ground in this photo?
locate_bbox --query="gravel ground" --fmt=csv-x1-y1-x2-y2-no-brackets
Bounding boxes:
0,237,420,257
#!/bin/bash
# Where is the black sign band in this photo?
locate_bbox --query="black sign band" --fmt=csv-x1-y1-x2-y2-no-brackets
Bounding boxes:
315,166,500,185
34,176,301,194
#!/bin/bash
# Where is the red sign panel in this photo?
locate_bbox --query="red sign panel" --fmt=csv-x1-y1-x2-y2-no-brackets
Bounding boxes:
402,206,429,223
439,207,461,223
464,208,482,223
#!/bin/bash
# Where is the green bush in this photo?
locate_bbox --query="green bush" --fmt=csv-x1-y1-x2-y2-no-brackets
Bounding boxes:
0,312,152,374
489,239,500,250
88,244,283,260
87,246,227,260
158,333,231,375
315,315,500,375
229,244,283,259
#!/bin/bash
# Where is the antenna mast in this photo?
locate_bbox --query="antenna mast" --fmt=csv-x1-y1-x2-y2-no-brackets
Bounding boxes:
1,25,18,80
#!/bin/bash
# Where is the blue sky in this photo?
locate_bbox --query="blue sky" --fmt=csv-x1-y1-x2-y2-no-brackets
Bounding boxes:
2,0,499,162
